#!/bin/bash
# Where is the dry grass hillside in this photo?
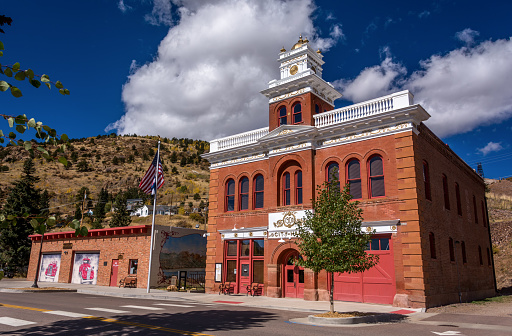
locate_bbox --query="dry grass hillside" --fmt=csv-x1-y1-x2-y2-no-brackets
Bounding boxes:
487,178,512,292
0,134,210,230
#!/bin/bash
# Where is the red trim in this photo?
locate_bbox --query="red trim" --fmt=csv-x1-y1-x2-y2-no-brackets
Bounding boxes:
29,225,150,241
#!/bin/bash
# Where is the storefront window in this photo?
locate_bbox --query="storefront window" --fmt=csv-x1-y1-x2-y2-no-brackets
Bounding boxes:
241,240,250,257
226,260,237,282
227,241,237,256
253,240,264,256
129,259,138,274
253,260,264,283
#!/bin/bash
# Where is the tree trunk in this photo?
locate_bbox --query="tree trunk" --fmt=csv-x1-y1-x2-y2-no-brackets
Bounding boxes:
330,272,334,313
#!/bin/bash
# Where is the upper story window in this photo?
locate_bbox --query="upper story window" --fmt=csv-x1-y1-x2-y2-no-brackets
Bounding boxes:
295,170,303,204
278,106,287,126
478,245,483,265
442,174,450,210
292,103,302,124
225,179,235,212
283,172,291,205
327,162,340,192
473,195,478,224
346,159,362,199
481,201,487,227
253,175,264,209
429,232,436,259
461,241,467,264
455,183,462,216
423,161,432,201
239,177,249,211
368,156,385,198
315,104,320,114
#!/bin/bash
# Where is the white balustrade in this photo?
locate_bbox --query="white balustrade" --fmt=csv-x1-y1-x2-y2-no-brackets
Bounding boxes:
314,90,413,128
210,127,269,152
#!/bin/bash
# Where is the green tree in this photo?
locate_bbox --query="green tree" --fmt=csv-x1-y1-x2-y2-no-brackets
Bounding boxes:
295,179,378,314
112,156,119,165
180,156,187,167
110,193,131,228
0,159,44,267
92,187,109,229
170,151,177,163
76,159,89,172
193,193,201,201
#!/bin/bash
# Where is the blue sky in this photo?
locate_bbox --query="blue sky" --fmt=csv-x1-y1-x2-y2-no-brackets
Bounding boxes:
1,0,512,179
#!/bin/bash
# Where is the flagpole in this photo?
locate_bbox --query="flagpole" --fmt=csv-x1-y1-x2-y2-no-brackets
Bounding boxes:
147,140,160,293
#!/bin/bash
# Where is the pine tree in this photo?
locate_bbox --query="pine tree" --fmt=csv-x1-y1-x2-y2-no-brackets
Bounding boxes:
110,193,131,228
92,187,109,229
0,159,44,268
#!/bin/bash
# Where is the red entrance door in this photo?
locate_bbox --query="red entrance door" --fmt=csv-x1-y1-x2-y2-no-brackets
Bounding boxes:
109,259,119,287
283,251,304,298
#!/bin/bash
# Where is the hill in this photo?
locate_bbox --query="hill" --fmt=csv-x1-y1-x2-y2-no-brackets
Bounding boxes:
0,134,210,230
487,178,512,292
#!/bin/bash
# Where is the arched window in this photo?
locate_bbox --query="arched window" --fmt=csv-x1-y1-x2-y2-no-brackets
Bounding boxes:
239,177,249,211
292,103,302,124
481,201,487,227
455,183,462,216
486,247,491,266
278,106,287,126
473,195,478,224
346,159,362,199
442,174,450,210
225,179,235,212
253,175,264,209
315,104,320,114
423,161,431,200
449,237,455,262
295,170,303,204
327,162,340,192
283,172,291,205
368,156,385,198
429,232,436,259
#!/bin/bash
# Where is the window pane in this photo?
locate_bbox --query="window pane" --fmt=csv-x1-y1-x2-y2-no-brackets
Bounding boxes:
327,163,339,182
241,240,250,257
285,190,290,205
254,192,264,209
226,260,236,282
298,269,304,283
227,180,235,195
296,171,302,187
284,173,290,188
253,240,264,256
297,188,303,204
347,160,360,179
279,106,286,117
371,238,380,250
287,269,294,282
349,180,362,199
129,259,138,274
255,175,264,191
227,241,237,256
369,157,383,176
240,178,249,193
253,260,264,283
294,112,302,123
315,104,320,114
371,177,385,197
240,194,248,210
227,196,235,211
380,238,389,250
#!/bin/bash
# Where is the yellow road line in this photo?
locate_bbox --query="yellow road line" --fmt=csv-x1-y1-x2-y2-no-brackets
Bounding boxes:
0,303,214,335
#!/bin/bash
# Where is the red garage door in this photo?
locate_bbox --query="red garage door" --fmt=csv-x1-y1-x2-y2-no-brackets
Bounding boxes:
333,235,395,304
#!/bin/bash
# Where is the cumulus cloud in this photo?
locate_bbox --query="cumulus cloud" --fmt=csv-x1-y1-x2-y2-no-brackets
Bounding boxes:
478,142,503,156
336,36,512,138
145,0,173,26
455,28,479,45
109,0,343,140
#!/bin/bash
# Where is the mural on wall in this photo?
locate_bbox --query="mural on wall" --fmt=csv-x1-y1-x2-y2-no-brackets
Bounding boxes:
71,253,99,285
38,254,61,282
156,227,206,286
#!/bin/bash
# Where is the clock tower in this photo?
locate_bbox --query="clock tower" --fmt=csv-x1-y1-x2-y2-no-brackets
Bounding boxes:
260,35,342,131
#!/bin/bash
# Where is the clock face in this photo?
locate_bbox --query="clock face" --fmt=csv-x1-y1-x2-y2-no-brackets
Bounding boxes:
289,65,298,75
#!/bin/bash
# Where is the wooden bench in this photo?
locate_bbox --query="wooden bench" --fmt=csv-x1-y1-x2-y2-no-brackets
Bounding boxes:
246,283,263,296
119,275,137,288
218,282,234,295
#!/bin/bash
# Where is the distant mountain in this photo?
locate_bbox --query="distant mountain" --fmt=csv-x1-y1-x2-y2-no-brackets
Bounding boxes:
0,134,210,230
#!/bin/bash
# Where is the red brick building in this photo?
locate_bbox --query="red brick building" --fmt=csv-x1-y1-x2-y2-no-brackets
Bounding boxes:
27,225,206,289
202,37,496,308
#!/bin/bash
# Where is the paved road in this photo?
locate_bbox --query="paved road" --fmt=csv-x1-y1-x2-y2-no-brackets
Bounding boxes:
0,292,511,335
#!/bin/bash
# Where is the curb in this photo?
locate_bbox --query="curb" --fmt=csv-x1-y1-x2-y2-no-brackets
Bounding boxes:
0,288,78,293
306,313,407,325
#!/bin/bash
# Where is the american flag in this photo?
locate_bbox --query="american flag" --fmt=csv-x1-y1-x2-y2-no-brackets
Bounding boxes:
139,152,164,195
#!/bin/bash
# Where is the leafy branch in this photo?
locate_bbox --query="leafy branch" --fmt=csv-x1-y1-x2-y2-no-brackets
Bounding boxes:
0,41,70,97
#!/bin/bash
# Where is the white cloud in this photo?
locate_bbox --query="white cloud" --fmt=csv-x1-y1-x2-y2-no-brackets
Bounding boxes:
109,0,344,140
455,28,479,45
118,0,132,13
418,10,430,18
336,36,512,138
145,0,173,26
478,142,503,156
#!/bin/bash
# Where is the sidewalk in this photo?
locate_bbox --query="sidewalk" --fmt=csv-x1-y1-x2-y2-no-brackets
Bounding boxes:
0,278,422,315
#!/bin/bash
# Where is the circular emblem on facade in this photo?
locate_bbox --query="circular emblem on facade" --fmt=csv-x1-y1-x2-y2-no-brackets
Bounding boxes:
366,226,373,232
221,234,225,239
249,232,253,237
290,65,298,75
234,233,238,237
391,225,397,231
